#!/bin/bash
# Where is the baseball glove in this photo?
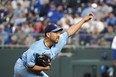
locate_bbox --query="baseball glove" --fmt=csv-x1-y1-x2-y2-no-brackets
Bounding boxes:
35,54,51,67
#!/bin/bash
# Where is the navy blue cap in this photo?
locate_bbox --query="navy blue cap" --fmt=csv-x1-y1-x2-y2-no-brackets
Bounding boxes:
50,1,56,5
64,10,68,14
45,23,63,33
75,11,81,14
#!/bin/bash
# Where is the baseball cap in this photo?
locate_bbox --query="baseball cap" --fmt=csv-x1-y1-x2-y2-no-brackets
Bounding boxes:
64,10,68,14
45,23,63,33
50,1,56,5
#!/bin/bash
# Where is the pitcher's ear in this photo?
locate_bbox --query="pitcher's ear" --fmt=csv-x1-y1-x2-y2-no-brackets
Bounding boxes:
46,32,50,38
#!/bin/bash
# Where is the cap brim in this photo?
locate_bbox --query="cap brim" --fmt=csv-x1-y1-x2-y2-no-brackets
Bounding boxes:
51,28,63,32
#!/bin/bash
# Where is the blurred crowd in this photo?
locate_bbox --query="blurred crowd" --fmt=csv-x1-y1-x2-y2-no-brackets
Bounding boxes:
0,0,116,47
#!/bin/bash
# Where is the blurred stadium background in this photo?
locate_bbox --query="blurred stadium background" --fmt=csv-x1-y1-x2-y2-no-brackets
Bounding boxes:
0,0,116,77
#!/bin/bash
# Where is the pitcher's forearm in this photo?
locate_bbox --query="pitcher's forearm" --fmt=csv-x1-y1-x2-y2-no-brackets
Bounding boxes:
28,65,50,72
67,13,93,36
67,19,85,36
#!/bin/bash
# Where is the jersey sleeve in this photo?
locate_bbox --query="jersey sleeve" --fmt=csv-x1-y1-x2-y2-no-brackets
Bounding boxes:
111,36,116,49
26,49,35,67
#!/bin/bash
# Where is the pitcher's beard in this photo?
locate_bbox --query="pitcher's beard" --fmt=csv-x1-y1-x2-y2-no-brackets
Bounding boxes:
55,38,59,43
51,38,59,44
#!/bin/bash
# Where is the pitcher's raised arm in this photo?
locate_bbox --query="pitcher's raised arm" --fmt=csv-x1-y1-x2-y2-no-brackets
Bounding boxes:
67,13,93,36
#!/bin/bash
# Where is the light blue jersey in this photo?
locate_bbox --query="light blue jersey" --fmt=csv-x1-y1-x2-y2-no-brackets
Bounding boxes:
14,32,68,77
112,36,116,60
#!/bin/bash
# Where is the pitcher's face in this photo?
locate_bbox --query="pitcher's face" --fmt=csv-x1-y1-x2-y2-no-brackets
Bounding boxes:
46,32,61,44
